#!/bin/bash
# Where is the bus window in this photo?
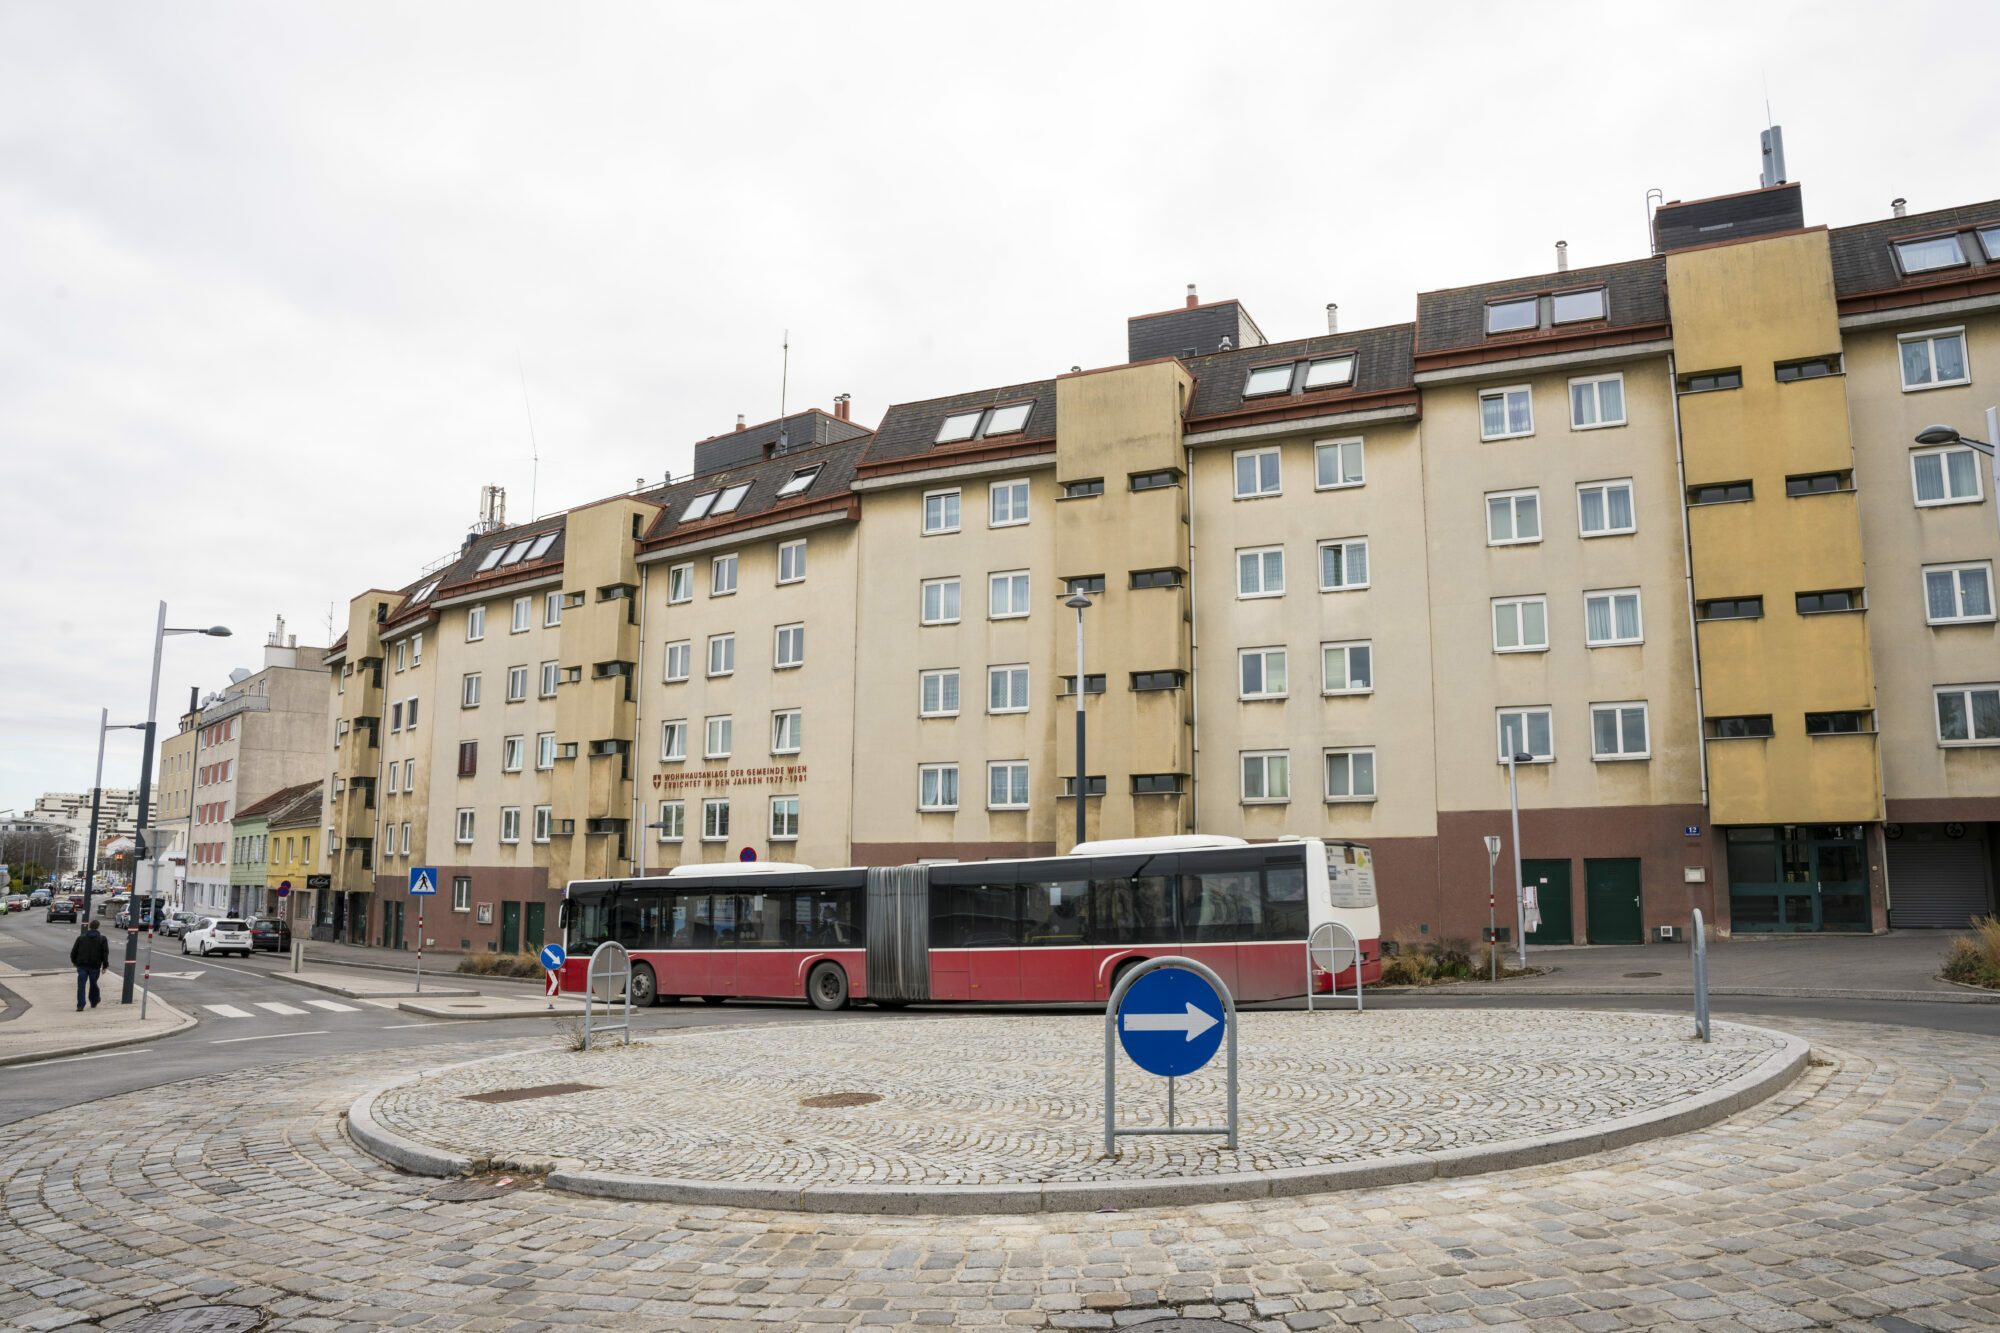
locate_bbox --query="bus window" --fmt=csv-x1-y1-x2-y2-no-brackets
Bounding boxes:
740,893,790,948
615,889,666,949
1326,845,1378,910
671,894,717,948
936,883,1017,948
1086,876,1176,945
712,893,739,945
1263,866,1307,938
1181,870,1261,942
808,888,860,947
1020,881,1087,946
571,895,615,951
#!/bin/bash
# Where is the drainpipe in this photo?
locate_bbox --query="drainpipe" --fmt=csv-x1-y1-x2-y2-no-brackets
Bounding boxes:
1184,444,1200,833
632,563,648,878
1667,353,1714,927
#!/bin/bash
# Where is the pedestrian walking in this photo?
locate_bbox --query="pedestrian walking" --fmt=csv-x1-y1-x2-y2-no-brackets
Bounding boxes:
71,919,110,1010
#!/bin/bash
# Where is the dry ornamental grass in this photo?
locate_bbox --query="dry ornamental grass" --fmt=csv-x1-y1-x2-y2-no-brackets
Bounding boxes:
1942,915,2000,990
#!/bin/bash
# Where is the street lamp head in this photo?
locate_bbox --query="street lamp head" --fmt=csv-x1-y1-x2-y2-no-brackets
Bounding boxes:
1914,424,1965,446
1064,593,1093,610
204,626,232,637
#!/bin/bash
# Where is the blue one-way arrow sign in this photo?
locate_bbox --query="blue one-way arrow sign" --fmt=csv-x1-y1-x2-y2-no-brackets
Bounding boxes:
408,867,438,896
1118,967,1226,1077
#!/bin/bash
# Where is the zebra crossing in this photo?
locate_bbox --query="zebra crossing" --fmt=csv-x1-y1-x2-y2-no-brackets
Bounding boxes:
204,999,361,1019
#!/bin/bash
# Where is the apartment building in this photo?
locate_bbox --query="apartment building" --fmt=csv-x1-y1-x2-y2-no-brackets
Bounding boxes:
265,785,321,923
320,169,1999,951
229,780,321,919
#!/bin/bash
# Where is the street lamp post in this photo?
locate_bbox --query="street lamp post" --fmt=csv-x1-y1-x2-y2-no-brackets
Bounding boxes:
1483,834,1503,980
1915,408,2000,548
84,710,148,922
1504,725,1531,971
1065,592,1092,850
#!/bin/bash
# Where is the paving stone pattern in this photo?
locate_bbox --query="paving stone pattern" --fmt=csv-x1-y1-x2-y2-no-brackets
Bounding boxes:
0,1017,1996,1332
373,1011,1789,1184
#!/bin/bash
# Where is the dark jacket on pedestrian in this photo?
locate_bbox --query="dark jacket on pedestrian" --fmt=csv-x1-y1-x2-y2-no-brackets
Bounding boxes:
71,927,110,970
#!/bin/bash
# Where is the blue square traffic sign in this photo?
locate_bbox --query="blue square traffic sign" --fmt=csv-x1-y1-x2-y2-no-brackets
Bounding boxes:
408,867,438,895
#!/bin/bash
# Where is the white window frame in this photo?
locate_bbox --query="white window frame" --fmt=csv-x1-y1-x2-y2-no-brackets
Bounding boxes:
707,633,735,677
455,808,475,844
1303,355,1355,390
1322,640,1373,696
1923,562,1995,625
655,800,684,843
1567,372,1627,430
776,465,821,499
544,591,562,627
537,733,555,770
1314,437,1364,490
921,577,961,626
1240,751,1291,804
1496,707,1554,763
1934,684,2000,746
452,875,469,911
661,720,687,762
1590,701,1651,761
1323,747,1377,802
936,411,982,444
769,796,800,841
1896,234,1967,275
466,605,485,641
986,761,1030,811
987,664,1030,714
511,596,531,633
1486,490,1542,546
1238,647,1288,700
667,563,694,604
540,660,560,697
989,570,1030,620
711,553,739,596
919,763,960,812
462,673,482,707
1551,286,1607,325
1485,296,1537,334
404,757,415,789
394,640,406,672
988,478,1030,528
507,664,528,701
412,633,422,665
1911,445,1985,507
1318,538,1369,592
923,488,962,535
1233,446,1282,499
663,641,691,683
1492,597,1549,653
920,669,960,717
773,623,804,669
704,715,732,760
771,709,802,755
1237,545,1285,599
1899,327,1971,392
701,799,730,842
502,736,524,773
1479,385,1534,441
777,539,807,585
1584,588,1645,647
1577,479,1637,537
500,806,521,844
534,805,553,844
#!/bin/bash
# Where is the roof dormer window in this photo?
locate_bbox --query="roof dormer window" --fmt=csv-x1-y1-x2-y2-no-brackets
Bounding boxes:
936,401,1034,444
476,546,505,572
710,482,752,515
1302,355,1355,390
1551,287,1607,324
1895,233,1967,275
527,532,558,560
1980,226,2000,262
1485,297,1538,334
937,411,982,443
1243,363,1294,397
682,490,718,521
775,465,822,498
984,402,1032,436
412,578,442,602
498,539,533,566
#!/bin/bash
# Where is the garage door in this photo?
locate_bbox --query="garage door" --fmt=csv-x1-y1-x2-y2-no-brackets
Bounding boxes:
1888,837,1993,928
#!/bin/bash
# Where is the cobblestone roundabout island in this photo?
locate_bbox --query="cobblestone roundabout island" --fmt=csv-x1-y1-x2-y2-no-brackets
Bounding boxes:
356,1010,1807,1213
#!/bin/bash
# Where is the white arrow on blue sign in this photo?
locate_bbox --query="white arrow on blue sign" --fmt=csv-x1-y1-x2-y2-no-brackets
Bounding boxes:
1117,967,1226,1077
539,943,567,971
408,867,438,896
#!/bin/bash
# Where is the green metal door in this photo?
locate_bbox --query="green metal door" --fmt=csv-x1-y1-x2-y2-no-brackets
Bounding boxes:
1523,859,1572,945
1585,859,1643,944
385,901,404,950
501,901,521,954
524,901,545,952
1726,826,1870,932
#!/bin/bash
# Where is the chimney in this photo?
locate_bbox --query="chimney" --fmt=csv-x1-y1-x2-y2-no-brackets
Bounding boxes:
188,686,199,716
1218,336,1233,352
1891,197,1908,218
1759,125,1787,187
735,414,746,432
1325,303,1339,335
1555,240,1569,272
833,393,851,422
1185,283,1198,309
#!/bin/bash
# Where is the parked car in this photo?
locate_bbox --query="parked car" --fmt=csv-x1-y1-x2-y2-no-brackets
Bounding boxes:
28,889,50,907
46,898,78,923
183,917,253,957
8,895,32,911
162,912,197,938
250,917,292,952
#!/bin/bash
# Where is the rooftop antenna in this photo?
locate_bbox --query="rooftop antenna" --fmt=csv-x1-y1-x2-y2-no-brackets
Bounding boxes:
776,329,791,454
517,355,541,520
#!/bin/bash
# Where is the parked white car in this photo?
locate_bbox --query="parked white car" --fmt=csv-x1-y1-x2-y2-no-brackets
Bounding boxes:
182,917,253,957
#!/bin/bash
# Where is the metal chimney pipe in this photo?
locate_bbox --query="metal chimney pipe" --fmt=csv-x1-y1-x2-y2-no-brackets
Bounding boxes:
1556,240,1569,273
1185,283,1198,309
1891,197,1907,218
1325,303,1339,335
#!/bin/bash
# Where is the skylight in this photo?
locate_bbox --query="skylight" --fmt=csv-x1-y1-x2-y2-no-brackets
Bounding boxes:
498,539,533,566
1486,297,1538,333
412,578,442,601
775,465,822,498
526,531,558,560
682,491,718,521
1243,364,1294,396
1551,287,1606,324
475,546,505,572
1896,234,1966,274
936,411,982,443
711,482,752,515
984,403,1032,436
1302,355,1355,389
1980,226,2000,262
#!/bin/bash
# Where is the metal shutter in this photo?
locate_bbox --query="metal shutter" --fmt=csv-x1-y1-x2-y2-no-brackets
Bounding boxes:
1888,838,1994,929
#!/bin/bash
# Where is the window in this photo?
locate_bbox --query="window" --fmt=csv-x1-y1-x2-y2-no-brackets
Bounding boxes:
511,597,530,633
711,554,738,595
1314,438,1364,489
1479,387,1533,440
1895,234,1966,274
1130,568,1182,589
385,763,399,795
984,402,1032,436
1983,227,2000,262
707,634,735,676
399,824,410,855
1796,589,1862,614
1485,297,1537,334
1238,546,1285,597
499,539,533,566
771,710,802,754
1775,355,1841,382
663,641,690,682
1234,447,1281,497
528,531,557,561
1786,471,1849,497
458,741,477,776
705,715,732,759
1241,751,1290,803
390,701,403,732
455,809,475,844
1698,597,1763,621
1060,777,1107,797
920,669,960,717
702,799,731,841
527,805,550,843
777,539,806,584
1132,773,1184,795
1912,446,1983,505
1805,711,1872,735
655,801,683,842
1058,674,1107,695
461,673,481,707
476,545,504,573
1551,287,1607,324
1591,703,1650,760
682,490,718,522
989,480,1029,527
989,571,1030,619
1900,329,1969,390
773,623,804,669
507,665,528,702
667,563,693,604
1496,708,1553,761
1584,589,1643,646
988,665,1030,713
1679,368,1742,393
936,410,982,444
1568,373,1625,429
770,797,800,840
661,720,686,762
923,489,961,535
1493,597,1548,652
1324,749,1376,801
1303,355,1355,389
453,876,470,911
404,758,414,789
1064,575,1106,596
1577,480,1635,536
776,465,822,498
921,578,961,625
1322,641,1372,695
1243,363,1295,397
537,733,556,769
466,606,485,640
1061,479,1105,499
502,736,524,773
919,764,959,811
1130,470,1177,492
543,591,562,627
1486,490,1540,545
987,762,1030,810
1239,647,1287,699
1936,685,2000,745
500,807,521,844
1924,563,1994,624
394,641,406,672
711,481,751,515
408,697,420,727
558,742,578,759
1691,481,1753,505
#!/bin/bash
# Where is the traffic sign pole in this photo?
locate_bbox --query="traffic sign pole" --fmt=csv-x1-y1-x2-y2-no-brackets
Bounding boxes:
415,897,424,995
407,868,438,994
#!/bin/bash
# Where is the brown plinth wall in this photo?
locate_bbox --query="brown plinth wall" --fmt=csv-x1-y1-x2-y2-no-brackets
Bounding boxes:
370,867,554,955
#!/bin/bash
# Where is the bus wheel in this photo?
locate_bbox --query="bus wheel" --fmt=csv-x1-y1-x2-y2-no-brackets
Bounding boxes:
1110,957,1142,993
629,962,658,1007
807,962,849,1012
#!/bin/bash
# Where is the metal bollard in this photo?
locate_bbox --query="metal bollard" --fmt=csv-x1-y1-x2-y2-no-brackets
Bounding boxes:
1691,908,1710,1042
291,939,305,973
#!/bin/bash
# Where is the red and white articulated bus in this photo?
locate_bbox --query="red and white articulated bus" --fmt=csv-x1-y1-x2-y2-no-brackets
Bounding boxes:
559,834,1380,1010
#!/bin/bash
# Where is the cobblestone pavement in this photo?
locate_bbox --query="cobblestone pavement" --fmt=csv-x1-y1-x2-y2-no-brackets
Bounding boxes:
2,1016,1997,1332
372,1011,1791,1185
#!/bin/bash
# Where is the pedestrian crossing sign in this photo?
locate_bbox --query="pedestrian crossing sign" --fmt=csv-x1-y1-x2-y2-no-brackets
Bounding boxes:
408,867,438,896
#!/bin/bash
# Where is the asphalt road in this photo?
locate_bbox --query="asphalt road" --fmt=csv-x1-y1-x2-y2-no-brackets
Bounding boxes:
5,909,1996,1129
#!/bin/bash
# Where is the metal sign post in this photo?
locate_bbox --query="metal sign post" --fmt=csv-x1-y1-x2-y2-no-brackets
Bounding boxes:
1104,956,1237,1156
583,941,632,1050
1691,908,1710,1042
1306,922,1363,1012
540,942,567,1009
407,867,437,994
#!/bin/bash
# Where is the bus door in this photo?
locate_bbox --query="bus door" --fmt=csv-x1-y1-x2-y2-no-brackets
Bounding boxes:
1175,866,1253,996
930,881,1016,1002
735,890,794,998
1083,867,1178,995
708,893,740,994
1019,878,1091,1002
664,893,712,996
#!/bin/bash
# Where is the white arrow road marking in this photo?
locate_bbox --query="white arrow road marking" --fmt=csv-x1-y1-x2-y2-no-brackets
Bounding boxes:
304,999,359,1012
204,1004,252,1019
255,1001,309,1016
1123,1003,1220,1041
147,970,205,980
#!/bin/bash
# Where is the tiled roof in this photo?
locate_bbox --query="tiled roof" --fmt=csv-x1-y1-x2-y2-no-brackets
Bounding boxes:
413,520,569,612
641,434,872,547
691,409,871,477
236,779,323,821
861,379,1057,469
1415,256,1667,358
1830,200,2000,298
266,786,322,830
1183,323,1415,423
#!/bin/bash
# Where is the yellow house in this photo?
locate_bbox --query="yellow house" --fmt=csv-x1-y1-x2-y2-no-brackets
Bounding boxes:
265,784,323,925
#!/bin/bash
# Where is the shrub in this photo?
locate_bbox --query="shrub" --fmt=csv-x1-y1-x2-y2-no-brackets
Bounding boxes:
1378,939,1540,986
1942,916,2000,990
456,950,546,979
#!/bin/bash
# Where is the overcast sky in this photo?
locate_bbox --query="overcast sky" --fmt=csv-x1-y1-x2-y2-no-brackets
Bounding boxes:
2,0,1995,817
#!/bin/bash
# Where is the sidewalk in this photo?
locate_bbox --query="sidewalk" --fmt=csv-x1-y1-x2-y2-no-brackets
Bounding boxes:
0,963,196,1067
270,966,478,1000
256,937,543,987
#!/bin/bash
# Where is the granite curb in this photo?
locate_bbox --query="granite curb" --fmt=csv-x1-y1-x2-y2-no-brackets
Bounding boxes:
343,1017,1811,1214
0,992,200,1069
270,970,480,1000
